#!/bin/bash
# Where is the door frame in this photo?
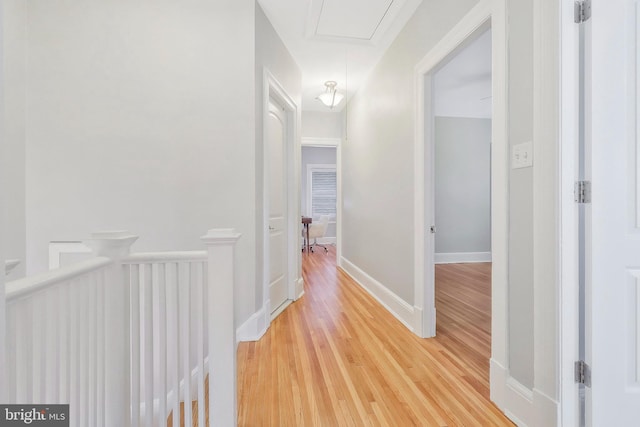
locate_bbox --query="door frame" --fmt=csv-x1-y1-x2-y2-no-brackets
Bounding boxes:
558,0,580,425
262,68,300,322
413,0,511,415
301,138,343,262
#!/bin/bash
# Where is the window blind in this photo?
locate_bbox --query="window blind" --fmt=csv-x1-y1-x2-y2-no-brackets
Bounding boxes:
311,171,336,219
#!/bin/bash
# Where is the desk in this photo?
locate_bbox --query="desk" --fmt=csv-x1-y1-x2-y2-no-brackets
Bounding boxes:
302,216,312,253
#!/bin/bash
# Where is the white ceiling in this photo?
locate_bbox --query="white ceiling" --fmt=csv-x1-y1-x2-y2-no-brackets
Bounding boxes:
258,0,423,112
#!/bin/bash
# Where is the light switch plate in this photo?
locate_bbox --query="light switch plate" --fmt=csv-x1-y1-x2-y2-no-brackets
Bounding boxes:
512,141,533,169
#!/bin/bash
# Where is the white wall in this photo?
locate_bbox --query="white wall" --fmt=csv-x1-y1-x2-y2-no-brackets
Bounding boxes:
343,0,481,303
2,0,26,280
301,146,337,239
254,4,302,311
507,0,534,389
24,0,257,326
0,0,7,399
302,111,343,139
434,117,491,256
343,0,551,414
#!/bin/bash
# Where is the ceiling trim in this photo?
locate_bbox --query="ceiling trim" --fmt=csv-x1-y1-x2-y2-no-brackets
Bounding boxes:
304,0,413,46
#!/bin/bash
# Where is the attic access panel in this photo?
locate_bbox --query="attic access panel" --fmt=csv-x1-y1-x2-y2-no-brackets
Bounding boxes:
313,0,394,41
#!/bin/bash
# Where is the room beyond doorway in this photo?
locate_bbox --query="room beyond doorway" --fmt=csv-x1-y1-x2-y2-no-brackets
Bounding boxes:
301,146,338,248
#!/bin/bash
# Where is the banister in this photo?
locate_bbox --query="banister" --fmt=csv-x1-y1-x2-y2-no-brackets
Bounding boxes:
5,257,112,302
122,251,207,264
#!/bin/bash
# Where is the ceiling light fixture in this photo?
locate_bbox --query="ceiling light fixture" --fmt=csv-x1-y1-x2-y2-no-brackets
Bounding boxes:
316,81,344,109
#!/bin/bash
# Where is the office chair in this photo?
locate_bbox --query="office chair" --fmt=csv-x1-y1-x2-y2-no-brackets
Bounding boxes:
307,215,330,253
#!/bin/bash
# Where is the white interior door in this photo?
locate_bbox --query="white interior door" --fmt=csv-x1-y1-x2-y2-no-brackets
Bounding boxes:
587,0,640,424
267,100,288,316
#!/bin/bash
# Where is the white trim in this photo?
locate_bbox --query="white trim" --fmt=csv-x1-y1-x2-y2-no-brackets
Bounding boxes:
434,252,492,264
296,277,304,300
263,68,300,325
491,361,558,427
504,377,534,427
340,257,419,333
490,358,508,410
270,300,292,321
337,135,343,265
532,0,562,424
304,0,422,48
414,0,512,421
301,137,341,147
533,388,560,427
559,0,580,425
413,0,501,338
236,305,269,342
48,241,92,270
492,359,535,427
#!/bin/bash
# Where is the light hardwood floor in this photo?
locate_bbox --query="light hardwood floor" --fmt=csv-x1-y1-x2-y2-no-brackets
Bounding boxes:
237,247,514,426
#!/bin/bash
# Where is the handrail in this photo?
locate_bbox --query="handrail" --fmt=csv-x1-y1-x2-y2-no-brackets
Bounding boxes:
122,251,207,264
5,257,112,302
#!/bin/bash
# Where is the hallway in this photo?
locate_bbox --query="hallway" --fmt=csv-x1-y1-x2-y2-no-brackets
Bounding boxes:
237,247,514,426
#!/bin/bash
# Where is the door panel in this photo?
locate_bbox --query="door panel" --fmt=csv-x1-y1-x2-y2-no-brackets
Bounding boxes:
267,101,288,316
587,0,640,424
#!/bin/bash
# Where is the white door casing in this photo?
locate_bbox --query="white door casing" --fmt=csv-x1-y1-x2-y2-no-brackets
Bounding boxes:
261,69,301,332
587,0,640,424
414,0,517,420
413,0,498,340
267,100,289,317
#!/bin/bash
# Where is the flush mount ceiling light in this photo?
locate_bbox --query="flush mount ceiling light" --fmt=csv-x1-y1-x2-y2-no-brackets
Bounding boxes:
316,81,344,109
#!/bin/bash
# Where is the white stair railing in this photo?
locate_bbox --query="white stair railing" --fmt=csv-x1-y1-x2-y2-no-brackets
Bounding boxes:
3,228,240,427
4,257,121,425
123,251,209,427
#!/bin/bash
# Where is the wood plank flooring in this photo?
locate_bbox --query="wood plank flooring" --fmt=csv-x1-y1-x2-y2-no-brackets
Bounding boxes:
237,247,514,426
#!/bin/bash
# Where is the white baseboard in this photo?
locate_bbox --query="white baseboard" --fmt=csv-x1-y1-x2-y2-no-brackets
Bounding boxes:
491,358,538,427
505,376,534,427
296,278,305,299
434,251,492,264
490,358,508,409
533,388,558,427
412,306,425,337
236,305,269,342
271,299,292,320
340,256,417,333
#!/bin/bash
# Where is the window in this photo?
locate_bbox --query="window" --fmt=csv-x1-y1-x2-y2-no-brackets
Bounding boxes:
307,164,337,220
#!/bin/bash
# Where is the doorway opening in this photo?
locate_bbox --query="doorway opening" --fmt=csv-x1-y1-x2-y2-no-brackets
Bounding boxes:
413,0,510,418
301,146,338,252
300,110,343,262
431,29,493,361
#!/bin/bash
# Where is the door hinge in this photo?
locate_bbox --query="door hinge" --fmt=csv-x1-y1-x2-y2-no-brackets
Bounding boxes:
574,0,591,23
575,360,592,387
574,180,591,203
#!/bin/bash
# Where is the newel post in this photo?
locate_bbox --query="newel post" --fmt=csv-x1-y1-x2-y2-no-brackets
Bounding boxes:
201,228,241,427
85,231,138,427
